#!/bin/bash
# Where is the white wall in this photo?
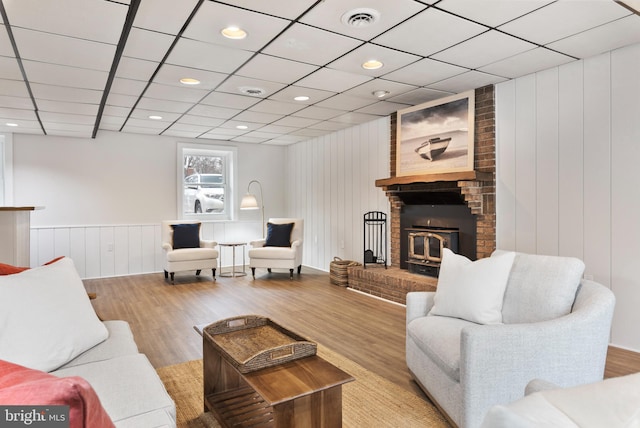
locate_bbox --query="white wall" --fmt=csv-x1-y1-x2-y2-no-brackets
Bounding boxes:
496,42,640,351
285,117,390,271
10,130,286,276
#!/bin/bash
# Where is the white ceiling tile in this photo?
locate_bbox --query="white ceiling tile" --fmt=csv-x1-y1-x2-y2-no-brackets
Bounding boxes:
202,128,246,137
546,15,640,59
31,83,102,104
110,78,147,96
153,64,227,90
231,135,270,144
167,38,254,74
296,68,372,92
103,105,131,117
189,104,241,120
499,0,631,45
4,0,127,43
176,115,225,128
300,0,428,41
183,1,290,52
236,54,319,85
144,82,209,103
262,23,362,66
293,106,345,120
257,124,299,134
327,43,420,77
199,92,261,110
437,0,554,28
432,30,536,69
271,116,321,128
262,139,302,146
0,25,14,56
99,115,127,128
164,122,212,134
232,110,283,124
106,93,139,109
226,0,319,20
215,76,287,99
21,60,108,90
0,107,37,120
390,86,444,110
289,128,327,138
427,70,507,94
340,78,418,101
382,58,468,87
0,56,23,80
12,28,116,72
330,111,380,124
0,95,32,109
478,48,575,79
162,129,204,139
123,28,176,62
268,86,336,104
133,0,199,35
315,94,377,111
0,123,42,134
38,111,95,125
116,57,158,81
135,98,192,114
237,130,279,139
218,120,262,131
373,8,487,56
248,100,306,115
120,125,163,135
37,100,99,116
0,79,29,98
308,121,352,131
124,118,169,130
356,101,409,116
42,122,93,133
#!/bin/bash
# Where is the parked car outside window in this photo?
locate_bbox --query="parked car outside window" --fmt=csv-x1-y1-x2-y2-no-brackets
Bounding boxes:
183,173,225,213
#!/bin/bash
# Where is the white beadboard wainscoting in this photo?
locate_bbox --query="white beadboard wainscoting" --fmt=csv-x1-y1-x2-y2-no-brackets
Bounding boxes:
29,221,263,279
495,42,640,351
285,117,391,273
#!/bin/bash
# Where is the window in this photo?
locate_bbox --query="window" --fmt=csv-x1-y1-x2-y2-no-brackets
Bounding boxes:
178,143,236,220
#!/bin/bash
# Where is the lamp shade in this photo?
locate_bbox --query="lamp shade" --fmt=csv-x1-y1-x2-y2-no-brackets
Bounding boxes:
240,194,259,210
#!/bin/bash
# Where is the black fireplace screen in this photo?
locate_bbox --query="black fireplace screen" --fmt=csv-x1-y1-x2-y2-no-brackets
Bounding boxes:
363,211,387,269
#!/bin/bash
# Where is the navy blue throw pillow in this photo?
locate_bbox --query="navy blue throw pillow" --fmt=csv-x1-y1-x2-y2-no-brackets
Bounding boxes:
265,222,294,247
171,223,200,249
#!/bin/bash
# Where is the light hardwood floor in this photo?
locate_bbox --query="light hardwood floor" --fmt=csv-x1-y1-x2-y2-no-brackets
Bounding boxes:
84,267,640,398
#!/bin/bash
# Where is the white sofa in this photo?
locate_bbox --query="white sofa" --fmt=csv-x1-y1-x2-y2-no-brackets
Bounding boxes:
406,251,616,428
482,373,640,427
0,257,176,427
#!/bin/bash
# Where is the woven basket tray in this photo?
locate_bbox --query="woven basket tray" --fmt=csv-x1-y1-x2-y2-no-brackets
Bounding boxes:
203,315,317,373
330,257,361,286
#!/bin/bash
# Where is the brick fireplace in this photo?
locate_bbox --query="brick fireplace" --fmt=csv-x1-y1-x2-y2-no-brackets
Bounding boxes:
348,85,496,304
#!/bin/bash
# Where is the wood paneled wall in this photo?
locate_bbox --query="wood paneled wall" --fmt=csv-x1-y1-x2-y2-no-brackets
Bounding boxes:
495,42,640,351
285,117,391,272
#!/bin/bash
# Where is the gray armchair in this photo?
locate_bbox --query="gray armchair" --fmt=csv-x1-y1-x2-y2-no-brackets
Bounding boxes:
406,252,616,428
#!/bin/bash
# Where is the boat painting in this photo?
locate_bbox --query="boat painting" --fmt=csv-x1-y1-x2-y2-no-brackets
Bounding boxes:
414,137,452,161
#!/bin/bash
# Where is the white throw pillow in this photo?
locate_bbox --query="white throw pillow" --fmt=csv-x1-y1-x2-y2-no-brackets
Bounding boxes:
430,249,516,324
0,257,108,372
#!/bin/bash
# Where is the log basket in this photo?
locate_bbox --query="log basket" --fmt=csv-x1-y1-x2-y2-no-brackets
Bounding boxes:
330,257,361,287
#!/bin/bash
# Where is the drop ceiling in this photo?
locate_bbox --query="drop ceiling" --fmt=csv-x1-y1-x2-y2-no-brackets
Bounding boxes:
0,0,638,144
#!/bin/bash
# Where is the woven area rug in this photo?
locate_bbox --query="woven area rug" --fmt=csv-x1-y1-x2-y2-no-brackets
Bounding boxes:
156,345,449,428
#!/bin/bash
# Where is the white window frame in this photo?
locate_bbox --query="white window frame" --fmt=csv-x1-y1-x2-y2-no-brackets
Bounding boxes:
177,143,236,221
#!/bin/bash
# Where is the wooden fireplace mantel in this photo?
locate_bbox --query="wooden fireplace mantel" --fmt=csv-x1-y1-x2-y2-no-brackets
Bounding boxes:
375,170,493,188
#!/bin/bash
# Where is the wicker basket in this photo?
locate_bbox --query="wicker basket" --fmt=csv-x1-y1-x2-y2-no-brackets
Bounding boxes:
330,257,361,287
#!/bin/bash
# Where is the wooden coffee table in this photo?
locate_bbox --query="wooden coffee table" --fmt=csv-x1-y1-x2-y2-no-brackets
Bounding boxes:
197,319,354,427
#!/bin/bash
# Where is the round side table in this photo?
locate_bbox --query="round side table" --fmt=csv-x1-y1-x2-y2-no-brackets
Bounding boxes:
219,242,247,277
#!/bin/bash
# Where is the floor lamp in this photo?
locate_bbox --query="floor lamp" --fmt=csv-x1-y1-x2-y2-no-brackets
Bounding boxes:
240,179,265,238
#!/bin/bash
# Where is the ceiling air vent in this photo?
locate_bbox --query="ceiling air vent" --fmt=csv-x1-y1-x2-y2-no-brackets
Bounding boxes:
341,8,380,28
239,86,266,96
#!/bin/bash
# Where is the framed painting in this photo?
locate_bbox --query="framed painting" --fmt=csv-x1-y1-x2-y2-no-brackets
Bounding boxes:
396,90,475,177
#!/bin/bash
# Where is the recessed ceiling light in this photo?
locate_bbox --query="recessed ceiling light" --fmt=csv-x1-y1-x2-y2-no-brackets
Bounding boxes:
372,90,390,98
149,115,163,120
362,60,383,70
6,123,18,127
236,125,248,130
239,86,266,96
221,26,247,40
294,95,310,101
180,78,200,85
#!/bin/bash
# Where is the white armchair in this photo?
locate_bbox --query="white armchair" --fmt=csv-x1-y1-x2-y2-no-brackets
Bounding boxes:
248,218,303,280
406,251,616,428
161,220,218,283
